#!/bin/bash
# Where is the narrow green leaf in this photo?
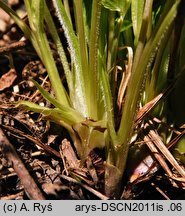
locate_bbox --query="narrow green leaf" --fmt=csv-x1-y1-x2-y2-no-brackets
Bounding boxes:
116,0,181,178
52,0,88,116
102,0,131,13
119,0,181,140
102,0,122,12
30,0,70,107
44,4,73,95
16,100,83,129
120,20,132,32
99,61,118,146
30,0,44,31
73,0,88,79
131,0,145,44
88,0,102,119
31,80,84,123
179,24,185,73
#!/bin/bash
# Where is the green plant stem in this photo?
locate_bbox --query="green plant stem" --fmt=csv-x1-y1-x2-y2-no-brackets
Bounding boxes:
63,0,72,23
73,0,88,76
131,0,145,46
131,0,153,73
107,12,115,71
99,66,117,145
73,0,90,115
88,0,102,120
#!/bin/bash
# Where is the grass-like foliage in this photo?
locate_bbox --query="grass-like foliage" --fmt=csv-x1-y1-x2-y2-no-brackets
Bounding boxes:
0,0,183,198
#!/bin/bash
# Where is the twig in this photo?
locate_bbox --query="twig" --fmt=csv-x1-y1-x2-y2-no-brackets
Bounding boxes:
0,163,52,181
0,127,45,200
60,174,109,200
151,182,170,200
1,124,61,158
144,122,185,185
60,138,80,169
143,134,174,178
135,83,175,126
0,191,24,200
167,128,185,149
60,139,94,186
0,40,28,54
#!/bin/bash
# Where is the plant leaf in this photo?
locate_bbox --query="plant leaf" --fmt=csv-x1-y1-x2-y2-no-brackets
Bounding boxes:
73,122,106,158
52,0,88,116
173,135,185,166
16,100,84,129
102,0,122,12
102,0,130,13
31,79,85,122
120,20,132,32
44,4,73,96
131,0,145,43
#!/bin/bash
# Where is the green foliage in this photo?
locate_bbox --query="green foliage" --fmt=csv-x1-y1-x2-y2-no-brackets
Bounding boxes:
131,0,145,45
173,135,185,166
102,0,131,13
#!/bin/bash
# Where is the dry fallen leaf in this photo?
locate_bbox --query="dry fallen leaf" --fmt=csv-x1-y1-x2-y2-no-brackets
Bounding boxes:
0,68,17,91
